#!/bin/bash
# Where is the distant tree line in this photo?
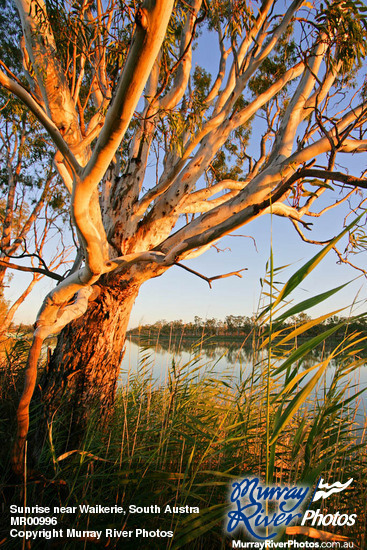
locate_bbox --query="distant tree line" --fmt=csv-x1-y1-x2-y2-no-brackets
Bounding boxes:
13,312,367,342
129,313,367,340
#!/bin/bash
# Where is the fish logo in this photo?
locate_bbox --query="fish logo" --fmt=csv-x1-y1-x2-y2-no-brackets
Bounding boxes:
311,477,353,502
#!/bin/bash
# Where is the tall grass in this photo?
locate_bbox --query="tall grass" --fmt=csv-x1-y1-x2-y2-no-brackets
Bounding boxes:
1,223,367,548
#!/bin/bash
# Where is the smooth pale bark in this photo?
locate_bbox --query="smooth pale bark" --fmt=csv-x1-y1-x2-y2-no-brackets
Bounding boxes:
83,0,176,187
14,0,80,142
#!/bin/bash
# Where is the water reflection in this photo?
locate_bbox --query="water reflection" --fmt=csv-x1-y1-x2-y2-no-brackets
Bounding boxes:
122,335,367,380
124,334,366,371
120,335,367,429
143,337,254,365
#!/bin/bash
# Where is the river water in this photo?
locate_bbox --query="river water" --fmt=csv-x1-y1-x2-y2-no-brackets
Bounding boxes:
120,336,367,425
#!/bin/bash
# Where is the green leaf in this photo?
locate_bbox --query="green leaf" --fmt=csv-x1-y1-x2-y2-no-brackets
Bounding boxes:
270,356,333,445
273,281,353,325
273,212,365,309
273,324,342,376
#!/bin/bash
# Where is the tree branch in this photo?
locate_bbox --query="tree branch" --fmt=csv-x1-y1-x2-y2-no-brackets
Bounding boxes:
0,258,63,281
82,0,175,190
0,69,81,174
174,261,247,289
158,0,202,111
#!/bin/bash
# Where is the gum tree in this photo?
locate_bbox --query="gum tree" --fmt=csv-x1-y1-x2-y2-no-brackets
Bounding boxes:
1,0,367,472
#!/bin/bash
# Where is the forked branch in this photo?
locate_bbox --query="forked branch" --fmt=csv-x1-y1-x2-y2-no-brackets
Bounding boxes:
174,261,247,289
